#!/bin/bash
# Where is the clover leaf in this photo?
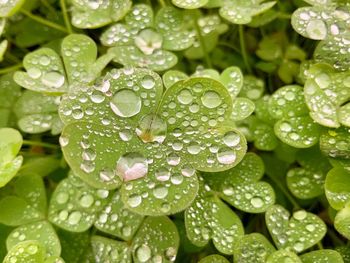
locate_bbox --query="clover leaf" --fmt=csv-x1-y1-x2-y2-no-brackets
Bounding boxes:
70,0,132,29
266,204,327,253
0,73,21,128
14,34,115,94
0,0,25,17
102,5,194,71
267,249,301,263
219,0,276,25
0,127,23,188
300,249,344,263
59,67,247,215
205,152,275,213
85,216,179,263
185,179,244,254
198,254,230,263
233,233,276,263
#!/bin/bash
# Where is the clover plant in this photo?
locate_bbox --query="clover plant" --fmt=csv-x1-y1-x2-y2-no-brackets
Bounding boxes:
0,0,350,262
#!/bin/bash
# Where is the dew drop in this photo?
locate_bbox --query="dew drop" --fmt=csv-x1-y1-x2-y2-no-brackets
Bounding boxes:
117,153,148,182
136,244,152,262
141,75,156,89
56,192,69,204
136,114,167,143
177,89,193,105
155,168,171,181
41,72,65,88
153,185,168,199
217,148,236,164
79,194,94,208
68,211,82,225
164,247,177,262
127,194,142,208
306,19,327,40
293,210,307,220
223,131,240,147
201,91,222,108
250,197,264,208
27,68,42,79
110,89,141,117
119,129,133,141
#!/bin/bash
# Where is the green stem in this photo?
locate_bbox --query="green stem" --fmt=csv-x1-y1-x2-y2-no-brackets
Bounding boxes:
23,140,60,149
327,228,345,246
0,63,22,74
317,242,323,250
238,25,252,74
5,52,21,63
40,0,58,17
266,172,301,209
158,0,166,7
218,41,241,54
20,10,68,33
278,13,292,19
60,0,73,34
194,20,213,68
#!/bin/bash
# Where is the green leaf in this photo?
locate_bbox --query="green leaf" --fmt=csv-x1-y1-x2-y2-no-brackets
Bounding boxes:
132,216,179,263
198,254,230,263
231,97,255,121
162,70,188,89
300,249,344,263
320,128,350,159
172,0,208,9
233,233,276,263
220,66,243,98
125,4,154,32
48,173,111,232
94,191,144,241
268,85,308,119
0,174,46,226
57,229,89,263
219,0,276,24
325,167,350,210
251,118,278,151
89,235,131,262
267,249,301,263
256,37,282,61
266,204,327,253
274,116,321,148
239,75,265,100
71,0,132,29
185,182,244,254
3,240,46,263
206,152,275,213
14,48,67,94
7,220,61,257
0,0,25,17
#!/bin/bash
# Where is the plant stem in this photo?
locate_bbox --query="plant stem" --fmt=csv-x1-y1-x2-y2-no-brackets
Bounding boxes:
60,0,73,34
194,20,213,68
265,172,301,209
317,241,323,250
23,140,60,149
40,0,58,17
218,41,241,54
158,0,166,7
0,63,22,74
20,9,68,33
238,25,252,74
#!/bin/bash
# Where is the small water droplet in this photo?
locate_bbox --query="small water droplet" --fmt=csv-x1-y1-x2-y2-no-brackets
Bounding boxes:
153,185,168,199
306,19,327,40
141,75,156,89
79,194,94,208
155,168,171,181
164,247,177,262
56,192,69,204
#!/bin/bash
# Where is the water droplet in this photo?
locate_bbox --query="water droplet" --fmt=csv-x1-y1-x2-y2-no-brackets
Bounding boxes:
201,91,222,108
135,29,163,55
306,223,315,232
164,247,177,262
167,153,181,166
79,194,94,208
306,19,327,40
91,90,105,103
293,210,307,220
187,142,201,155
136,114,167,143
127,194,142,208
119,129,133,141
181,165,195,177
217,148,236,164
117,153,148,182
293,242,304,252
155,168,171,181
27,68,41,79
280,122,292,132
68,211,82,225
39,55,50,66
250,197,264,208
223,131,240,147
59,136,69,147
56,192,69,204
141,75,156,89
27,245,38,255
153,185,168,199
136,244,152,262
41,72,65,88
177,89,193,105
110,89,141,117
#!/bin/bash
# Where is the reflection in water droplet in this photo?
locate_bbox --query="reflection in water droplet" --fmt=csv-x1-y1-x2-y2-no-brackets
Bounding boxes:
41,72,65,88
119,129,133,141
127,194,142,208
141,75,156,89
201,91,222,108
117,153,148,182
136,114,167,143
155,168,171,181
217,148,236,164
177,89,193,105
223,131,240,147
250,197,264,208
136,244,152,262
110,89,141,117
167,153,181,166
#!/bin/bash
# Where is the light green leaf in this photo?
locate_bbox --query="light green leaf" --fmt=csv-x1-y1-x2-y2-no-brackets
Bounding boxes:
231,97,255,121
198,254,229,263
3,240,46,263
172,0,208,9
266,205,327,253
320,128,350,159
251,118,278,151
0,0,25,17
220,66,243,98
0,127,22,165
267,249,301,263
0,174,46,226
48,173,111,232
239,75,264,100
89,235,131,262
57,229,90,263
162,70,188,89
0,39,7,61
0,156,23,188
300,249,344,263
325,167,350,210
274,116,321,148
185,182,244,254
7,220,61,257
14,48,67,94
233,233,276,263
125,4,153,32
94,191,144,241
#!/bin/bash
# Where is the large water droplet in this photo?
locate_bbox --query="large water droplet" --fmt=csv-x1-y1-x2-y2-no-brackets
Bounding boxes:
117,152,148,182
250,197,264,208
217,148,236,164
164,247,177,262
134,29,163,55
306,19,327,40
201,91,222,108
153,185,168,199
136,244,152,262
41,72,65,88
56,192,69,204
177,89,193,105
136,114,167,143
127,194,142,208
155,168,171,181
110,89,141,117
68,211,82,225
79,194,94,208
141,75,156,89
223,131,240,147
